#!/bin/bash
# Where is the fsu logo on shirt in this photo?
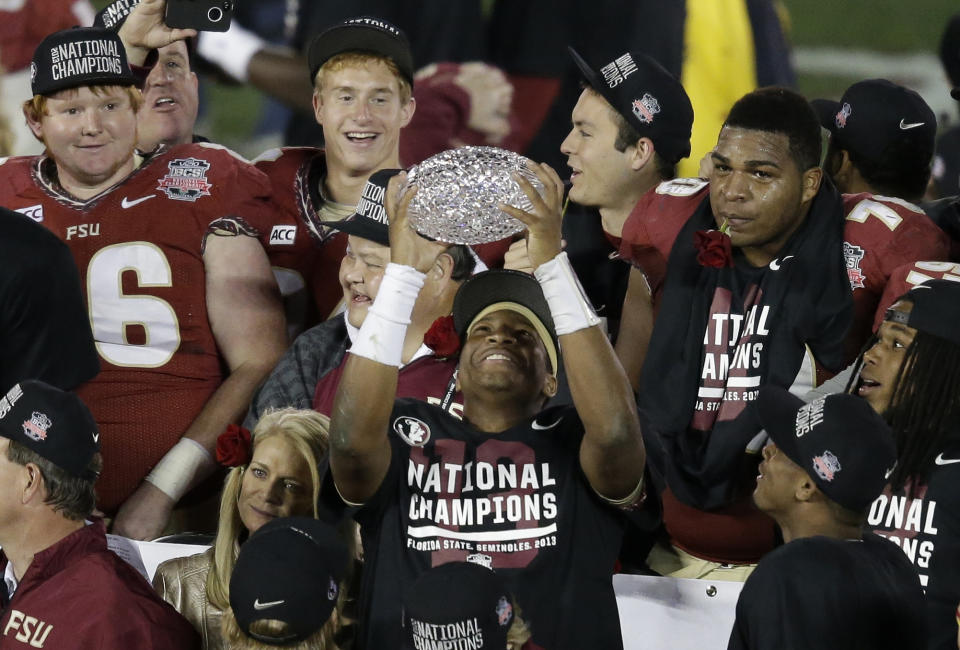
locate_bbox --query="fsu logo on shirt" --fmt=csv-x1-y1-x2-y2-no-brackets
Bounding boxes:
393,416,431,447
157,158,213,202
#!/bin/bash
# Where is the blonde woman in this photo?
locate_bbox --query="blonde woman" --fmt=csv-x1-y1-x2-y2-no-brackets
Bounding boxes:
153,408,333,649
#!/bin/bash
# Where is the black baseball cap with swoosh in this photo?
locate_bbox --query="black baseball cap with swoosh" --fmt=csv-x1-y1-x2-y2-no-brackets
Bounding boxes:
0,380,100,479
812,79,936,164
230,517,349,645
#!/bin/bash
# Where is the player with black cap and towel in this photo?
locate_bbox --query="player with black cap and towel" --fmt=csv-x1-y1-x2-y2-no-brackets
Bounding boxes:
223,517,349,648
0,380,199,648
4,6,287,541
845,279,960,650
728,387,927,650
326,161,645,648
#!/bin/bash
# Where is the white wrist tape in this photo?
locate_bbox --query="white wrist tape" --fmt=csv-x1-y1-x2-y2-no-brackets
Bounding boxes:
534,252,601,335
350,263,425,367
196,22,266,82
145,438,216,502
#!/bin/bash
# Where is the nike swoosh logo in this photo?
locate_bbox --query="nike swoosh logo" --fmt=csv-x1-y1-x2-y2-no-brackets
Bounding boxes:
934,453,960,466
769,255,795,271
531,417,562,431
121,195,156,209
884,463,896,479
253,598,285,610
899,120,925,130
92,432,99,443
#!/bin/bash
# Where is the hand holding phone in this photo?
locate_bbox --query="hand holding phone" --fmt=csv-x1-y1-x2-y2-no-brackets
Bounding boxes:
165,0,235,32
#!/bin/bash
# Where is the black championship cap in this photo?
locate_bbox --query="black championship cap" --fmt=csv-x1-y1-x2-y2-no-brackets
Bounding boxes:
230,517,349,645
93,0,140,30
812,79,936,164
755,387,896,513
568,47,693,164
0,380,100,479
452,269,559,376
319,168,400,246
402,562,514,650
885,279,960,346
31,27,138,96
307,16,414,86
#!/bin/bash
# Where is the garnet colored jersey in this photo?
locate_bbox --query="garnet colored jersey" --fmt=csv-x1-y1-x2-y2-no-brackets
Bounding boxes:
868,440,960,650
0,143,276,512
252,147,349,329
0,0,93,72
840,193,949,352
620,182,949,357
877,260,960,329
346,400,633,650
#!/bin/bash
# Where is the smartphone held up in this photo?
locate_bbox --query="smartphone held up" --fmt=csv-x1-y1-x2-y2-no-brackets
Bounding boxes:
164,0,235,32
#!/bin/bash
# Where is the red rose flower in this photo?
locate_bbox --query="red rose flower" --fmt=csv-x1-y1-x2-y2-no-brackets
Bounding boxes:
693,229,733,268
424,315,460,358
216,424,252,467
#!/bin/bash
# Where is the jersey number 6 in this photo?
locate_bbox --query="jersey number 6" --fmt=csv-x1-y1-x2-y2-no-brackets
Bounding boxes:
86,242,181,367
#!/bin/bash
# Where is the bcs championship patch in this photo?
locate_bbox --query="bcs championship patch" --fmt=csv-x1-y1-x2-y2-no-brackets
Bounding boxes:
157,157,213,202
843,241,867,290
393,416,431,447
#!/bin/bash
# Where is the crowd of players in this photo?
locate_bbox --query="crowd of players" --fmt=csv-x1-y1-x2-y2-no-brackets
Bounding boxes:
2,0,960,648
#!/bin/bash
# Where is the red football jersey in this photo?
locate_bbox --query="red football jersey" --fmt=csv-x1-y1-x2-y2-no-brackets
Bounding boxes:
253,147,349,329
619,177,710,300
0,143,276,512
0,0,93,72
877,260,960,323
841,193,950,351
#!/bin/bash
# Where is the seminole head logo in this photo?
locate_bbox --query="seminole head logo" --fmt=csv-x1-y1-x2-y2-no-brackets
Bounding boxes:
393,416,431,447
812,450,842,482
835,103,852,129
22,411,52,442
632,93,661,124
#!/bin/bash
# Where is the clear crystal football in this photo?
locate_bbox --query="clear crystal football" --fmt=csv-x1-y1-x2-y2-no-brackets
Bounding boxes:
404,146,544,244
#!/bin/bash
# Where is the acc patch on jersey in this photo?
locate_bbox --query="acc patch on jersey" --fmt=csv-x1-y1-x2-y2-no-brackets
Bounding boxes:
393,416,431,447
843,241,867,290
157,157,213,202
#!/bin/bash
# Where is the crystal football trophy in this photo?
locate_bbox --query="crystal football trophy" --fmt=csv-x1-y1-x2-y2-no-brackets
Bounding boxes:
404,146,544,244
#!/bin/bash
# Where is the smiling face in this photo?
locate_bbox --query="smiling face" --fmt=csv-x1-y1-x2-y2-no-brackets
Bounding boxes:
137,40,199,150
237,434,314,534
856,300,917,415
560,89,640,214
709,126,821,266
313,58,414,178
339,235,390,328
26,85,138,197
457,309,557,404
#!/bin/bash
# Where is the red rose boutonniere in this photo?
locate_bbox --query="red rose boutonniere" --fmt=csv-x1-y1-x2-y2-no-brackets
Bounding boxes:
693,218,733,268
424,315,460,358
216,424,252,467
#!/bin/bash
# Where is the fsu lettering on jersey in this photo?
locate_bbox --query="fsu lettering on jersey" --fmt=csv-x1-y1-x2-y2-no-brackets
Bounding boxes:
0,143,277,512
351,400,632,650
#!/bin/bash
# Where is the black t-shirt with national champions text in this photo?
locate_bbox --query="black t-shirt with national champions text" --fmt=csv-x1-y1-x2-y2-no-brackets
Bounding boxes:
868,437,960,650
349,399,629,650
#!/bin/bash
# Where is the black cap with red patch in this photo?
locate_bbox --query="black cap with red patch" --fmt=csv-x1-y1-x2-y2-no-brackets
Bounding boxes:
0,380,100,479
755,387,895,512
568,47,693,164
